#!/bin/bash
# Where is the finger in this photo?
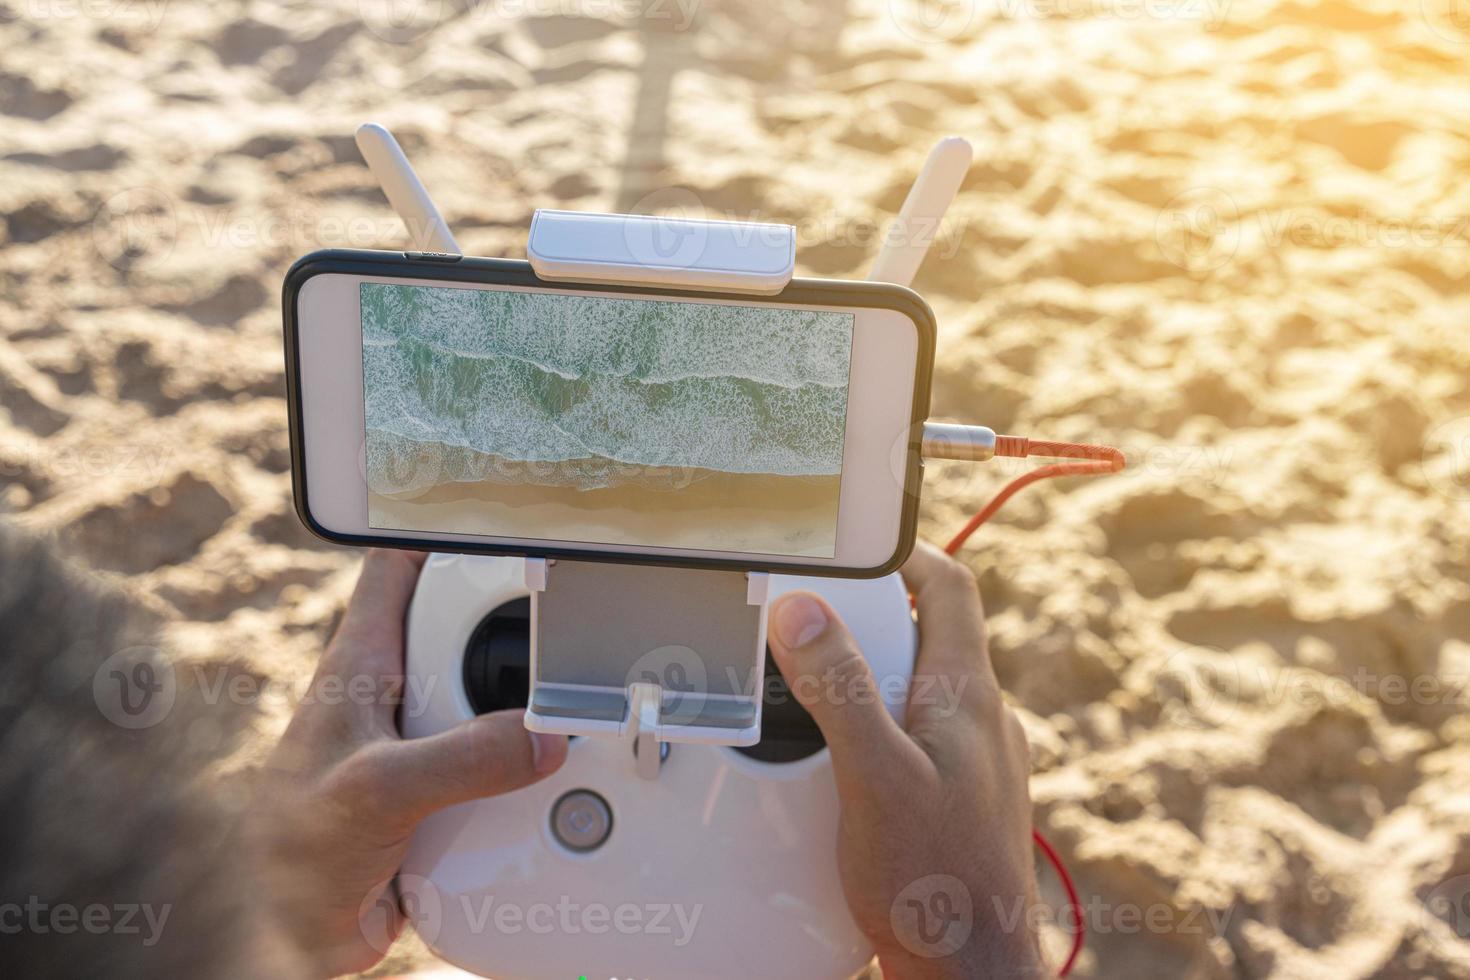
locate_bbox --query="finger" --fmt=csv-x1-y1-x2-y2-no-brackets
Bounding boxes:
329,549,428,676
901,541,999,685
366,711,568,822
767,591,920,797
900,542,1004,734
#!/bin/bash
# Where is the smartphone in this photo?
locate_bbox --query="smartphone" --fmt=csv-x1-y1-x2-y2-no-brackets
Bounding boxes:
283,249,934,577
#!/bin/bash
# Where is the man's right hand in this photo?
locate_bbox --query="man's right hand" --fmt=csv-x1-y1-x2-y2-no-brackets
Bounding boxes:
766,541,1047,979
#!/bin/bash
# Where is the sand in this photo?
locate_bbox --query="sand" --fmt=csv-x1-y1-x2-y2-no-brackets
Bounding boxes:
369,467,844,557
3,0,1469,976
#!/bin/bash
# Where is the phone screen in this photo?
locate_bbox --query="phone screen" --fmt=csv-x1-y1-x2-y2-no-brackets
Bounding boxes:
359,282,855,558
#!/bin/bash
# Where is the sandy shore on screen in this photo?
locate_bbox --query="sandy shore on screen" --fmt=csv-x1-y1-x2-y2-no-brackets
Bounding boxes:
368,469,842,558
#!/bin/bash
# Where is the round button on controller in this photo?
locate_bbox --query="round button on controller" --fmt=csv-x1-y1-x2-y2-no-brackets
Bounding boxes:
550,789,613,853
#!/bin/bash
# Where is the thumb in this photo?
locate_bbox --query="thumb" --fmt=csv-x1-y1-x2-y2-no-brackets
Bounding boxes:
377,711,569,821
767,592,908,793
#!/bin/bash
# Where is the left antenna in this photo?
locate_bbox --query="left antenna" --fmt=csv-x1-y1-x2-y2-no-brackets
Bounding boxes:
355,122,462,254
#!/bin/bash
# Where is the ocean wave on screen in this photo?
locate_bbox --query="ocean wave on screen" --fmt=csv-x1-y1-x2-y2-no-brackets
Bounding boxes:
361,282,852,388
361,283,854,493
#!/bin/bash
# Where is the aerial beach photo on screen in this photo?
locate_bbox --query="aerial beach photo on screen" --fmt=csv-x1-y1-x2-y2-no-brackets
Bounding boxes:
360,282,854,557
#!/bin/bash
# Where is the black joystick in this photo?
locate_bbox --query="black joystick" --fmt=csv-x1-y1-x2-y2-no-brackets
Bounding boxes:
463,598,532,714
734,649,826,764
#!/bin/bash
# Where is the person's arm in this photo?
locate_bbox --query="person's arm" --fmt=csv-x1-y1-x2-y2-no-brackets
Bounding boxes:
247,549,569,977
766,541,1048,979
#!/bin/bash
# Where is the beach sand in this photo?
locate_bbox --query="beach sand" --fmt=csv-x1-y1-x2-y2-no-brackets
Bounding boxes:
3,0,1470,976
369,467,843,557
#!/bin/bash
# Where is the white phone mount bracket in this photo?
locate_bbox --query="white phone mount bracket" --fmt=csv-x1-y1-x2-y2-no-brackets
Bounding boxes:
354,122,970,757
522,557,770,748
523,206,798,748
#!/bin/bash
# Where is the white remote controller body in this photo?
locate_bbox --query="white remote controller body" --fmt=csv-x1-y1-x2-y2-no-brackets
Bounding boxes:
401,553,917,980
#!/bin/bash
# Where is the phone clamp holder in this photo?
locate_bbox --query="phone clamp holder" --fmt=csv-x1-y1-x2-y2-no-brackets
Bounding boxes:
518,208,802,750
524,557,770,751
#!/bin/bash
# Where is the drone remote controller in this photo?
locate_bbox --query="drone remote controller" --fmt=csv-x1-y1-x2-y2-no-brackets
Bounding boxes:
353,123,974,977
400,553,916,979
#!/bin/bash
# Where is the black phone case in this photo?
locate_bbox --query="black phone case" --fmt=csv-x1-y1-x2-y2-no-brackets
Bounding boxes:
281,248,935,578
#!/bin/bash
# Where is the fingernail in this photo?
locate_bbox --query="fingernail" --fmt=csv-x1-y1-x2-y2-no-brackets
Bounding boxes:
530,732,565,773
773,594,828,649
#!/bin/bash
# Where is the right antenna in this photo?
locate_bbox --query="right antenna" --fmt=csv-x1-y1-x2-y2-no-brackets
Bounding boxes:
866,136,972,288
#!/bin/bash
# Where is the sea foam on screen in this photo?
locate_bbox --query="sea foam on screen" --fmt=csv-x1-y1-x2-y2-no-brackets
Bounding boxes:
360,282,854,555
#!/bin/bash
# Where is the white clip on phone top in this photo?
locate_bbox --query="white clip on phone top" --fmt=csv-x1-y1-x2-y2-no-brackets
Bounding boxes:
527,209,796,295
